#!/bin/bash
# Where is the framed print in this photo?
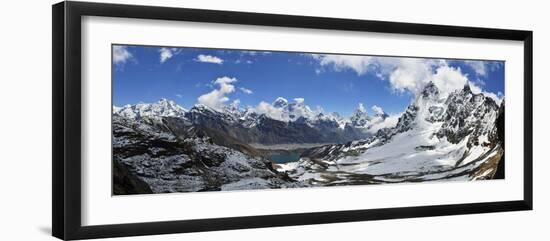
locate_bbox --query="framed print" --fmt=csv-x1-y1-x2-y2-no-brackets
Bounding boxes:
52,1,533,240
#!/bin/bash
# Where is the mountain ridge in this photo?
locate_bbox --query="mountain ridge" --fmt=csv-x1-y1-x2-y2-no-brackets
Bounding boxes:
279,81,504,184
112,81,505,193
114,97,393,145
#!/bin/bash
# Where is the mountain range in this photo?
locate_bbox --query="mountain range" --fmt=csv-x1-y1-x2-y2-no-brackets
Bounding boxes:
112,82,504,193
114,96,391,145
280,82,504,184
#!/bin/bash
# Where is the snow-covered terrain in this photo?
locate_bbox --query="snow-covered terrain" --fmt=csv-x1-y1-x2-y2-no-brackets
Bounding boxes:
112,114,303,194
114,96,393,145
277,82,504,185
113,81,504,194
114,98,187,120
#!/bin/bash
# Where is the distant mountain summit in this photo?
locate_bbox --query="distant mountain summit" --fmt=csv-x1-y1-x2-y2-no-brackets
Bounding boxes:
112,82,504,193
272,97,289,109
281,82,504,184
349,103,370,128
112,81,501,151
114,97,393,145
114,98,187,120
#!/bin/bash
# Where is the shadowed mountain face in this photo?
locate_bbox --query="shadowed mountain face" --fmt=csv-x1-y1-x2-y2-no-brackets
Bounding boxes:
113,82,504,194
113,160,153,195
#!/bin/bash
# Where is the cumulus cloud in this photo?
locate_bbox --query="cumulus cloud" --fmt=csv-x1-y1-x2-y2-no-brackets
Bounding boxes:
383,58,441,94
239,87,253,94
309,54,441,93
431,65,469,95
309,54,498,98
159,48,179,63
469,81,504,105
214,76,237,85
357,103,366,112
311,54,374,75
462,60,503,77
368,113,401,133
371,105,385,116
195,54,224,64
255,101,283,119
197,76,237,110
112,46,133,65
253,97,315,121
463,60,487,77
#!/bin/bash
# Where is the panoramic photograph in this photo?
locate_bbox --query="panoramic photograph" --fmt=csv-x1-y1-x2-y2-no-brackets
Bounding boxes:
111,44,505,195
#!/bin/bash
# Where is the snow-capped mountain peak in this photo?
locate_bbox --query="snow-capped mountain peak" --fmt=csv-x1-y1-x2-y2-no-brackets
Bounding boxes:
420,81,440,99
286,99,316,122
114,98,187,120
279,81,504,184
272,97,289,108
372,105,389,119
350,103,371,128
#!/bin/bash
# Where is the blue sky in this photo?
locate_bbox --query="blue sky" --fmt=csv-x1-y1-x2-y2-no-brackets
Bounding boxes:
112,44,504,117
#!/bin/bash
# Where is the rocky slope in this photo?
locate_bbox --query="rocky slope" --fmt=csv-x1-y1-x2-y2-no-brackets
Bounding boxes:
113,82,504,193
278,82,504,185
112,114,302,193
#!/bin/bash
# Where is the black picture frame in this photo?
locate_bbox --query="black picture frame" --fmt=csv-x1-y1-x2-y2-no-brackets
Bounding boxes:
52,1,533,240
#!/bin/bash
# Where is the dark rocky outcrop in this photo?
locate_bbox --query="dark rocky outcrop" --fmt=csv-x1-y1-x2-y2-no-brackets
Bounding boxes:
437,84,499,145
493,101,505,179
113,160,153,195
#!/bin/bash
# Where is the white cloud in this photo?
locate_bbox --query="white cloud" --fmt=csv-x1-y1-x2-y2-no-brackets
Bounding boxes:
175,94,183,99
239,87,253,94
159,48,179,63
197,76,237,110
463,60,504,79
384,58,441,94
309,54,442,94
311,54,374,75
469,81,504,105
464,60,487,77
432,65,469,93
112,46,133,65
357,103,366,112
255,101,285,121
385,60,469,97
231,99,241,107
213,76,237,85
372,105,384,115
368,113,401,132
309,54,492,97
254,97,314,122
196,54,224,64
